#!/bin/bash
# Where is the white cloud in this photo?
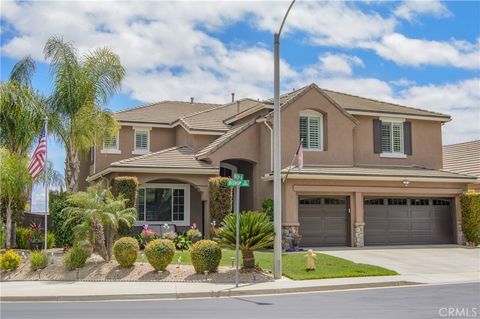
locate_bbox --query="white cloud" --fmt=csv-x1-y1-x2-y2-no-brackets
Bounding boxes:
390,78,417,87
311,53,364,76
369,33,480,69
394,0,451,21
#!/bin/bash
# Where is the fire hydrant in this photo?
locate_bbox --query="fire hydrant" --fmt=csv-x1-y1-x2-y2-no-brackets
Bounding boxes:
305,249,316,271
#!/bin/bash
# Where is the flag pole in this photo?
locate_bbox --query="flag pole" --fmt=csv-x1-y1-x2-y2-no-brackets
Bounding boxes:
283,139,303,183
44,116,48,251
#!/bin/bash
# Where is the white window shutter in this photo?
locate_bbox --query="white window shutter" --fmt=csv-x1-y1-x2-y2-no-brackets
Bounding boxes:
299,117,308,148
135,131,148,150
308,117,320,149
381,123,391,153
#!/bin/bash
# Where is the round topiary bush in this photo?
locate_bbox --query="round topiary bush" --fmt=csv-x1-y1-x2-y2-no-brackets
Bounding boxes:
144,239,175,271
189,240,222,274
113,237,139,268
64,246,89,271
0,250,22,270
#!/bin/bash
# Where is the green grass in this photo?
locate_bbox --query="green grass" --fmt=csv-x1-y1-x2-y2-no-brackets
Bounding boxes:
135,249,397,280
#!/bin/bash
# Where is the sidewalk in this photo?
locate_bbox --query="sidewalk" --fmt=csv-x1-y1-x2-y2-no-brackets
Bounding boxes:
2,271,479,302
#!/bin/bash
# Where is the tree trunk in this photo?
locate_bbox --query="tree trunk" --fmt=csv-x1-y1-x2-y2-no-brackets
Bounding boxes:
6,200,12,249
104,225,115,261
242,249,255,269
65,145,80,193
92,220,108,261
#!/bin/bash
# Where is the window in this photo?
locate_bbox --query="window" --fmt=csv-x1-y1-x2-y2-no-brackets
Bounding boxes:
299,197,322,205
136,184,190,226
433,199,450,206
101,135,120,154
133,128,150,154
381,120,404,155
299,110,323,150
364,198,385,205
324,198,346,205
388,198,407,205
411,199,430,206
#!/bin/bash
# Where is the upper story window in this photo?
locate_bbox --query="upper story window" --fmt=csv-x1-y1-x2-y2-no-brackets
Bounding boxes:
133,127,151,155
381,121,404,154
373,117,411,159
101,134,120,154
299,110,323,151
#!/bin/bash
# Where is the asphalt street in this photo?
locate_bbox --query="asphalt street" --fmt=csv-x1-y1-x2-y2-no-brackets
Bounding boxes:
2,283,479,319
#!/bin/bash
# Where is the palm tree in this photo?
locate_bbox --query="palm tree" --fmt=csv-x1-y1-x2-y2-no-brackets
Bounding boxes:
63,183,136,261
44,36,124,192
216,211,274,269
0,56,44,155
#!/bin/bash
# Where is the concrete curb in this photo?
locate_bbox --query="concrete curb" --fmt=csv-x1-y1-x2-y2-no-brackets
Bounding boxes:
1,281,419,302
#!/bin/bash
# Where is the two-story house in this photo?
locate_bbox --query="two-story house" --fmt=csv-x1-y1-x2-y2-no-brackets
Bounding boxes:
80,84,476,247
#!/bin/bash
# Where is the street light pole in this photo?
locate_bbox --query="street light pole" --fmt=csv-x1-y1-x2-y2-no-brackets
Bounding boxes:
273,0,295,280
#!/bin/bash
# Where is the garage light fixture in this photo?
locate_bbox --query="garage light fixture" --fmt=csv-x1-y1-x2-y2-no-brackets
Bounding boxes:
403,180,410,187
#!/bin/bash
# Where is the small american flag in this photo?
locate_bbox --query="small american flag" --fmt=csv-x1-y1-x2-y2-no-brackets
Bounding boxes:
28,124,47,178
296,140,303,171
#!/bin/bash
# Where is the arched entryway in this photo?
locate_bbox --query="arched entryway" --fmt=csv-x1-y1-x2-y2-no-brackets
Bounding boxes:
220,159,255,212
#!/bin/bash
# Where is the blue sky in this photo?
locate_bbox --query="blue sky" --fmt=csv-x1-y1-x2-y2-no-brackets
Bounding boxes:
1,1,479,177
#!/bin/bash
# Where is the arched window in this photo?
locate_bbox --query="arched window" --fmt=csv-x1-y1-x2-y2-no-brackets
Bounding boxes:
299,110,323,150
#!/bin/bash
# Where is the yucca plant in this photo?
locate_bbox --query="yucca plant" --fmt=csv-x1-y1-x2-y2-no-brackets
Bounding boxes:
216,211,274,269
63,183,136,261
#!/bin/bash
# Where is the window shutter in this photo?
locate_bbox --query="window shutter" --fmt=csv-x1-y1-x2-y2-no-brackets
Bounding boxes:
373,119,382,153
404,121,412,155
299,117,308,148
308,117,320,149
135,131,148,150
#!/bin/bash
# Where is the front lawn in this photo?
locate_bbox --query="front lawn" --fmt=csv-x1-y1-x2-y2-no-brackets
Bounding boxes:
169,250,397,280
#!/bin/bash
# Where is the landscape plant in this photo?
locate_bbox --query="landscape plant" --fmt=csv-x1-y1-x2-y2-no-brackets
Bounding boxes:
0,250,22,270
173,233,191,250
15,227,32,249
50,191,79,247
113,237,139,268
63,245,89,270
111,177,139,208
461,191,480,246
208,177,232,223
63,183,136,261
30,250,48,270
144,239,175,271
262,198,274,222
216,211,274,269
189,240,222,274
186,223,202,242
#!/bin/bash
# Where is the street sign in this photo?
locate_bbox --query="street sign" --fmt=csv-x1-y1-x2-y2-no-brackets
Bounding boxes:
240,180,250,187
227,179,250,187
233,173,244,180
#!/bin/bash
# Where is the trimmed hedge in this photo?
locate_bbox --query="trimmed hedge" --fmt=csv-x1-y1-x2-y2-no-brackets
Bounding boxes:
50,191,80,247
64,246,89,270
113,237,139,268
209,176,232,223
0,250,22,270
461,191,480,246
189,240,221,274
30,251,48,270
144,239,175,271
111,176,139,208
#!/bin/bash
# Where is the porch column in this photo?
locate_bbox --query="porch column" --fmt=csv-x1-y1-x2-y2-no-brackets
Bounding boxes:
454,195,464,245
199,186,211,239
284,182,299,226
353,192,365,248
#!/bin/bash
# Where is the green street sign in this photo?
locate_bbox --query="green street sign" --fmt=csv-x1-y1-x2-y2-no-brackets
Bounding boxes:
233,173,244,180
227,179,250,187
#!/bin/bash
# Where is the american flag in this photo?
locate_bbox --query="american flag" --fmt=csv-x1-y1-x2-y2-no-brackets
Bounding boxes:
28,124,47,178
296,140,304,171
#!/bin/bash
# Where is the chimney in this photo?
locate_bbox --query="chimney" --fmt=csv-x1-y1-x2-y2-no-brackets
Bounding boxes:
190,97,194,104
236,100,240,113
231,93,235,103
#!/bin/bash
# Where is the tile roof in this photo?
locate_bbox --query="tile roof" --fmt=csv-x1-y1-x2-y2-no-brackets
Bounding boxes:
278,165,476,181
115,101,220,125
443,140,480,177
111,146,216,170
179,98,261,132
195,119,257,158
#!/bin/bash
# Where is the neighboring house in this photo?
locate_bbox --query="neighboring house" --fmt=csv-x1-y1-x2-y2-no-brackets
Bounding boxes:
443,140,480,192
80,83,477,247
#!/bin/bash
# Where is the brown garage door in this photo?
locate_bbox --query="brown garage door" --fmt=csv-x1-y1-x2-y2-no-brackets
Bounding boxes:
299,196,349,247
364,197,454,245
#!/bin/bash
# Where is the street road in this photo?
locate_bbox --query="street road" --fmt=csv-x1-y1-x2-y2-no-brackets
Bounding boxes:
2,283,479,319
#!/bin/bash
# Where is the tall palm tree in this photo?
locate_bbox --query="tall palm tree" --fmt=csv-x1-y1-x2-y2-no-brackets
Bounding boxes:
44,36,125,192
0,56,44,155
63,183,136,261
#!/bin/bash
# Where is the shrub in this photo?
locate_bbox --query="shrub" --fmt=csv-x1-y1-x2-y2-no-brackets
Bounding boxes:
144,239,175,271
63,246,89,270
209,176,232,223
111,176,139,208
140,226,158,247
46,233,56,249
0,250,22,270
15,227,32,249
50,191,79,247
461,191,480,246
262,198,274,222
0,221,6,249
186,223,202,241
216,211,274,269
113,237,139,268
30,251,48,270
173,233,191,250
189,240,221,274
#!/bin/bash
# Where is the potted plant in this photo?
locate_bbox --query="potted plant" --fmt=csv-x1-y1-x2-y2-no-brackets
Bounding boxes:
28,222,43,250
186,223,202,243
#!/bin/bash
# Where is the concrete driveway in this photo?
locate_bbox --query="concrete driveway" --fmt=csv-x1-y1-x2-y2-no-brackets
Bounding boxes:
322,246,480,282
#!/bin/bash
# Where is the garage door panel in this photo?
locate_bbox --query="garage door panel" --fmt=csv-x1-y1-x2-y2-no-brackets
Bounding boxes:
365,197,454,245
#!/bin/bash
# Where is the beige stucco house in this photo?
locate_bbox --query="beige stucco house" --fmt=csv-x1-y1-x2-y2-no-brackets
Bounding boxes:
80,84,477,247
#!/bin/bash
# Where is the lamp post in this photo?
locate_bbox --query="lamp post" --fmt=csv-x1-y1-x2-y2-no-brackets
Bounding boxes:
273,0,296,280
